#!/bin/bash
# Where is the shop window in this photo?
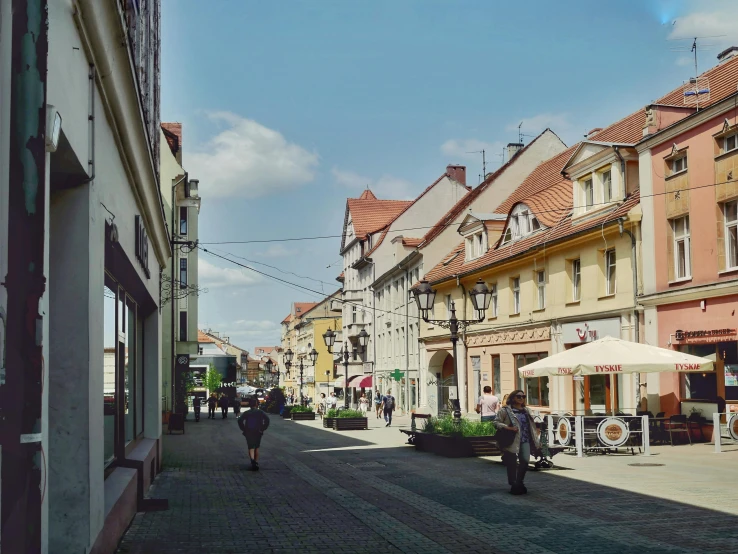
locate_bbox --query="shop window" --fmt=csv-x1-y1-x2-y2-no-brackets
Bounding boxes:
605,249,616,295
511,277,520,315
720,341,738,401
471,356,481,404
180,258,188,288
679,344,718,400
179,206,187,235
516,353,549,406
492,355,501,396
103,286,117,468
672,216,691,279
724,200,738,269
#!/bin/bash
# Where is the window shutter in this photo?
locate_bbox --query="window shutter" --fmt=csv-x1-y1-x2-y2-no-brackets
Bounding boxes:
666,220,675,282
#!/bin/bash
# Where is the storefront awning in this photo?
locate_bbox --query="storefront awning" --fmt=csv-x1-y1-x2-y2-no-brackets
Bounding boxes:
349,375,372,388
518,336,714,378
334,376,350,389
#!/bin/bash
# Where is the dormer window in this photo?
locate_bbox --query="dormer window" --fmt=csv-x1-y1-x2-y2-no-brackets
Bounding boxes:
465,230,487,261
602,170,612,203
501,204,544,245
584,178,594,210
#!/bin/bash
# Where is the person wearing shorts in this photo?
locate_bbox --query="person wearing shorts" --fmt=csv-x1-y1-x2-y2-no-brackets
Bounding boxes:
237,397,271,471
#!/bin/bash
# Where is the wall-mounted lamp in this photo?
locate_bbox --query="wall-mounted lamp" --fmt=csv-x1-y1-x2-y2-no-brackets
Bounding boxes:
45,105,62,152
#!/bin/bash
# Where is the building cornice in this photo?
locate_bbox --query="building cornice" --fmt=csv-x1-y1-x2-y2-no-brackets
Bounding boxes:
636,91,738,154
638,279,738,307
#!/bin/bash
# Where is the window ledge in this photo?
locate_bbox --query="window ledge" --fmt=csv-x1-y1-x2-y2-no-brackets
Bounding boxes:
566,300,581,306
532,308,546,313
715,149,738,162
509,312,521,318
572,201,620,221
668,277,693,286
665,169,688,181
598,293,616,300
486,316,498,321
718,267,738,276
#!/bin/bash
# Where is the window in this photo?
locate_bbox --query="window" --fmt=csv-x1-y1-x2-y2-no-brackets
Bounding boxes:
512,277,520,315
502,228,512,244
726,200,738,269
584,179,594,209
572,259,581,301
179,206,188,235
602,170,612,203
504,204,542,244
179,258,187,288
490,283,498,317
179,311,187,341
445,294,452,316
672,216,691,279
352,305,357,323
466,231,486,260
536,270,545,309
672,155,688,174
726,132,738,153
476,233,484,257
516,353,548,406
605,249,616,295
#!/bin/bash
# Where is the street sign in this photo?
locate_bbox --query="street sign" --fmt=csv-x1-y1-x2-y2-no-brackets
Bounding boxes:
448,386,458,400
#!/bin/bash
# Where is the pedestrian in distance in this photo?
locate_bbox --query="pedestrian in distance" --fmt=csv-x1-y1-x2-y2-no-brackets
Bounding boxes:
359,392,369,414
237,396,271,471
381,390,396,427
374,389,383,419
207,393,217,419
192,396,201,422
317,393,326,416
328,392,338,410
494,389,540,495
476,386,500,422
233,395,242,416
219,394,229,419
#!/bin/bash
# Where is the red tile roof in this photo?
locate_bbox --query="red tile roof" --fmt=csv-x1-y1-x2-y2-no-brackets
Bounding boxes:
402,237,423,247
294,302,318,316
336,272,345,282
198,330,217,343
425,191,640,284
419,131,553,249
347,197,412,239
161,122,182,158
281,314,293,324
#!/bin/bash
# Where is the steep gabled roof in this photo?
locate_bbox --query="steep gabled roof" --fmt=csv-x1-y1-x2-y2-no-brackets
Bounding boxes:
346,197,412,239
198,330,217,343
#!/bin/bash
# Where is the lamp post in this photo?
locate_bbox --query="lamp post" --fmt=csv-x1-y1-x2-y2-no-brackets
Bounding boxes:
284,347,318,406
411,278,492,420
322,328,368,409
284,348,294,400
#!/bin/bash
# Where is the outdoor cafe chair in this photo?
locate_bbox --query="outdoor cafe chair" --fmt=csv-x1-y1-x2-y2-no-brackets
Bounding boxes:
687,413,704,442
665,414,692,446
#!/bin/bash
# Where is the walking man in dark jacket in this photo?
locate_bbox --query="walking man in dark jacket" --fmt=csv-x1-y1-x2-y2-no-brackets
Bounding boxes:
238,397,271,471
219,394,229,419
207,393,217,419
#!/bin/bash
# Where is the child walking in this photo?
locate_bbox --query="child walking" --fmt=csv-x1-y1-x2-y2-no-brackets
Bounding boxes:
237,396,271,471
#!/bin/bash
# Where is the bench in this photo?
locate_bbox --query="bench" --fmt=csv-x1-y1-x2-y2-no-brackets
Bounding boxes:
410,413,432,431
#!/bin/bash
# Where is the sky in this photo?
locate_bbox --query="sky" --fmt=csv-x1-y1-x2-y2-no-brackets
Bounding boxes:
160,0,738,352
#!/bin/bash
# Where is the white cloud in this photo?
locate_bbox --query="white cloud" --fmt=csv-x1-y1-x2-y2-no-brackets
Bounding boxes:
188,112,319,198
256,244,296,258
440,139,504,161
199,258,262,288
331,167,417,200
668,2,738,55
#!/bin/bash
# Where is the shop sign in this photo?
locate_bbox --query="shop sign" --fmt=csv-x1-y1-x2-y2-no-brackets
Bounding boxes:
597,417,629,447
561,318,621,344
135,215,150,278
556,417,572,446
674,328,736,344
728,414,738,442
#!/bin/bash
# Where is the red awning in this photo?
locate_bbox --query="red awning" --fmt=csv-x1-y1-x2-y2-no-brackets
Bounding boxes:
349,375,372,388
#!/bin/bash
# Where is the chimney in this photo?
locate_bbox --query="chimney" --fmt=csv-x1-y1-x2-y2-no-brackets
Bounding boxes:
506,143,523,162
446,165,466,185
717,46,738,64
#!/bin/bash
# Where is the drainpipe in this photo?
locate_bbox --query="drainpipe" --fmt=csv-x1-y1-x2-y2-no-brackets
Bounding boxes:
1,1,48,551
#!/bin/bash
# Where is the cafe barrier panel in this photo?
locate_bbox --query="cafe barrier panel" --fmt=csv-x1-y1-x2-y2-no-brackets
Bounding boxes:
713,412,738,453
546,415,650,457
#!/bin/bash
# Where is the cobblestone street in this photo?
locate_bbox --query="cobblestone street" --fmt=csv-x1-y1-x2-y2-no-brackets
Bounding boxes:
116,415,738,554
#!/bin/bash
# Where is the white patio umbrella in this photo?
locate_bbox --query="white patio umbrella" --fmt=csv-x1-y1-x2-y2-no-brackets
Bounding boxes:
517,336,714,414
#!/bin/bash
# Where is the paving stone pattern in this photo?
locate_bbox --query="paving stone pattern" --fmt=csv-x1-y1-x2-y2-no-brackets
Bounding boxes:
116,416,738,553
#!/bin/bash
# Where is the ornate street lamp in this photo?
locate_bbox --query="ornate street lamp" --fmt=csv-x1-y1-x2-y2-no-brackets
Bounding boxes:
322,328,336,352
411,278,491,420
265,358,274,388
293,345,318,407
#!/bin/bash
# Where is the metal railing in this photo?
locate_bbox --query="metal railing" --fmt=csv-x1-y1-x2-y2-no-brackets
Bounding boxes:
713,413,738,453
546,414,651,457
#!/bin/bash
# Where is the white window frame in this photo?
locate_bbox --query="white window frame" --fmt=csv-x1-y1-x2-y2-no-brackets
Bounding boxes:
601,170,613,204
725,200,738,270
672,155,688,174
605,249,616,295
536,270,545,309
490,283,498,317
672,216,691,280
512,277,520,315
572,259,581,301
725,132,737,154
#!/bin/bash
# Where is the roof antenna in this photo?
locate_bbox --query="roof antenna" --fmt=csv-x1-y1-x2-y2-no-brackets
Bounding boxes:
466,149,486,184
518,122,523,145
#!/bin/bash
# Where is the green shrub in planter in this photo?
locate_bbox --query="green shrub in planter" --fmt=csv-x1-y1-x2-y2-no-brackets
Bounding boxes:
326,409,338,418
421,414,496,438
336,409,364,418
290,405,313,413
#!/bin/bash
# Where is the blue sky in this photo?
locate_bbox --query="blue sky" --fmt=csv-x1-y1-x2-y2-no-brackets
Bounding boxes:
160,0,738,351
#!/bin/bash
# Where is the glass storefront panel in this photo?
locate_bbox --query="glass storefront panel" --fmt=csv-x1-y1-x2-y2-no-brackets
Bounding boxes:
492,356,501,396
125,303,134,444
103,286,116,467
136,314,144,436
589,375,607,412
410,377,417,410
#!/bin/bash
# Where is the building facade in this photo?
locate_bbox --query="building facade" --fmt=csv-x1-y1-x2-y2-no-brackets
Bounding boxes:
0,1,167,551
280,302,318,398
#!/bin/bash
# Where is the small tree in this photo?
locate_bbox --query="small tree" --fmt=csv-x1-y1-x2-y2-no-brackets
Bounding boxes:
201,365,223,395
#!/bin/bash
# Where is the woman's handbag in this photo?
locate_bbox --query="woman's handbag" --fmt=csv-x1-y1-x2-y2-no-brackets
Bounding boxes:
494,408,516,448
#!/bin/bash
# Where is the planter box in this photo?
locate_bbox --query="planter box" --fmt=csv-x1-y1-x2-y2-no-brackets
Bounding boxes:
323,417,335,428
332,417,368,431
412,432,499,457
291,412,316,421
281,408,293,418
